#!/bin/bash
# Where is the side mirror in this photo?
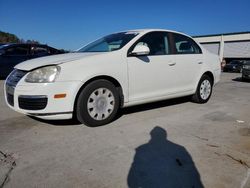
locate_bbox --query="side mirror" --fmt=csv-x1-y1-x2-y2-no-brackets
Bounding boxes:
131,45,150,56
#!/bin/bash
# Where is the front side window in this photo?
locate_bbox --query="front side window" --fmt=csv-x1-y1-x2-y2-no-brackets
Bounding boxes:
5,46,29,56
78,32,138,52
130,32,170,56
173,33,201,54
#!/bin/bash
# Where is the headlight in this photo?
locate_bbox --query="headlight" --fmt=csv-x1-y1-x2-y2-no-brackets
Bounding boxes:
25,65,61,83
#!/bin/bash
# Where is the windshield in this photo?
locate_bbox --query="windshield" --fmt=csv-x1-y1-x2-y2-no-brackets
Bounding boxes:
78,32,138,52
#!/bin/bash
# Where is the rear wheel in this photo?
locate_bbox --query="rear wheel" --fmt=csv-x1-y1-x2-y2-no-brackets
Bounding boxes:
76,80,120,127
192,75,213,103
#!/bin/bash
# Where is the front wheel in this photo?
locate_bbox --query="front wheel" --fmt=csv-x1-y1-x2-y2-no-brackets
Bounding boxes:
76,80,120,127
191,75,213,103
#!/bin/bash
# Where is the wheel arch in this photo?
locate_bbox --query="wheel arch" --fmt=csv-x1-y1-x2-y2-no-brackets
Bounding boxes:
193,71,215,94
202,71,214,86
73,75,124,117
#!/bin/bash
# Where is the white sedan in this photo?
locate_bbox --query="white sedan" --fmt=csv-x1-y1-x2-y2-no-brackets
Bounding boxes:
4,29,221,126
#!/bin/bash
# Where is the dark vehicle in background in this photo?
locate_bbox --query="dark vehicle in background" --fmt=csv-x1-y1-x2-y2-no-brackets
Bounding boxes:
223,60,244,73
0,43,65,78
242,61,250,81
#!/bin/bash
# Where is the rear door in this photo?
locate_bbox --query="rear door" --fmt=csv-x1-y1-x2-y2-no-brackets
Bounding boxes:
170,33,204,91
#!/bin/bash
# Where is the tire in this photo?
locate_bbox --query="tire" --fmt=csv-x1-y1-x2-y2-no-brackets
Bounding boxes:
76,79,120,127
191,75,213,103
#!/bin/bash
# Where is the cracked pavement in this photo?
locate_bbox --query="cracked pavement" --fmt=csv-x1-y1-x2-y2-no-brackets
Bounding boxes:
0,73,250,188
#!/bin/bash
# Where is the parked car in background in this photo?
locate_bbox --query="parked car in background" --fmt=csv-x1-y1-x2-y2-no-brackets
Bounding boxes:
242,60,250,81
4,29,221,126
0,43,65,78
223,60,244,73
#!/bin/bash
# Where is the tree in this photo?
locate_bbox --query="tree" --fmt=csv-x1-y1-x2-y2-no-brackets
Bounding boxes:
0,31,20,43
0,31,40,44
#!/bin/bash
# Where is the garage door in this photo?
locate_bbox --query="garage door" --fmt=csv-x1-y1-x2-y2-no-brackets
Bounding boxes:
201,43,220,55
224,41,250,58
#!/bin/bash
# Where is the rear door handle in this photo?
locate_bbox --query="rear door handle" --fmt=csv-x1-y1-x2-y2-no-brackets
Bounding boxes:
198,62,203,64
168,62,176,66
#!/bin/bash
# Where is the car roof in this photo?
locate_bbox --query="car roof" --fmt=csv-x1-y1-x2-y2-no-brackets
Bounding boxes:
116,29,193,39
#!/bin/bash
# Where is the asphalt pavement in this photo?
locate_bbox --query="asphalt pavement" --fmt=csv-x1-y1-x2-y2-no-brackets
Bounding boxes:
0,73,250,188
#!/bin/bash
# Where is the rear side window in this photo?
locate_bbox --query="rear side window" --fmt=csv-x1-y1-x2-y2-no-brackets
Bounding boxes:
5,46,29,56
172,33,202,54
131,32,170,56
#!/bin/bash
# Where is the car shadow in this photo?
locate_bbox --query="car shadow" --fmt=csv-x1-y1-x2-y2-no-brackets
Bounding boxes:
119,96,190,116
127,126,204,188
28,116,82,126
232,77,250,83
29,96,190,126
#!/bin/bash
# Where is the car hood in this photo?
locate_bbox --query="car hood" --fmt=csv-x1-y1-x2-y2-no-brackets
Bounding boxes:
15,52,103,71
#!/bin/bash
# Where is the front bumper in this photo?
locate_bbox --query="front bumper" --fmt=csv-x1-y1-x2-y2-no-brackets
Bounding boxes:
4,74,82,120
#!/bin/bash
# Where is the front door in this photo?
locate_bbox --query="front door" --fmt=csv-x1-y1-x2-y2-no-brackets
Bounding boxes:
127,32,180,103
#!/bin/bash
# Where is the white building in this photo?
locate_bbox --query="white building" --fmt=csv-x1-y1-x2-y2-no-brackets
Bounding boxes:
193,32,250,62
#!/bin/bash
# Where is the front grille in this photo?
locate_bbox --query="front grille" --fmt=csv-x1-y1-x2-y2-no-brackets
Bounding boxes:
5,69,27,106
6,69,27,88
18,95,48,110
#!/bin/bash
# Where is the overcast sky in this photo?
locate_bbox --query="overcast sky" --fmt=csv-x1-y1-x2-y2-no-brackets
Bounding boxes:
1,0,249,50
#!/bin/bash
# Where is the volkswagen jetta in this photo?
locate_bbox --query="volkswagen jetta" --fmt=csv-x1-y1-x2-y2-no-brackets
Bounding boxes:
5,29,221,126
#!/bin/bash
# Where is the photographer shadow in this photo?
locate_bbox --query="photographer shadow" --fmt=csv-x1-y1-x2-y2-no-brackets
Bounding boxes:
127,127,204,188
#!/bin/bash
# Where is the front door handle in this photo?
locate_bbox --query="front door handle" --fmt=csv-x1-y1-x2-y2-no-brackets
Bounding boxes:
168,62,176,66
198,62,203,64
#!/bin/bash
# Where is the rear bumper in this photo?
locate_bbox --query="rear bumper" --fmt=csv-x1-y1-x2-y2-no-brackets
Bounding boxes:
214,69,221,85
